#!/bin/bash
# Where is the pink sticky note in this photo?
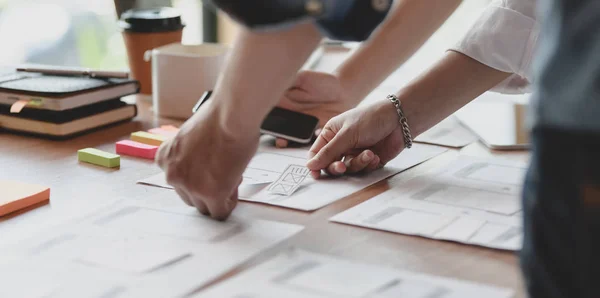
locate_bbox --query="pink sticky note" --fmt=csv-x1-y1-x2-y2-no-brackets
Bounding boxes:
116,140,158,160
160,125,179,132
148,128,177,137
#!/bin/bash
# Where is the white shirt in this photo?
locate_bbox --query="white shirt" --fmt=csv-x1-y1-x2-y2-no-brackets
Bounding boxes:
449,0,539,94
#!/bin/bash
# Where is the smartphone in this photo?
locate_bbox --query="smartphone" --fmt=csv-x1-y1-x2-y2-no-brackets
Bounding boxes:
193,91,319,144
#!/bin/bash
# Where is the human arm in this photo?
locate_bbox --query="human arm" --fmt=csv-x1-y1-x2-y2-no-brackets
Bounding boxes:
306,51,511,176
274,0,463,147
156,24,322,220
305,0,539,176
155,0,394,219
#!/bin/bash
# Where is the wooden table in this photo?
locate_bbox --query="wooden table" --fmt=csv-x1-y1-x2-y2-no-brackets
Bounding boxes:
0,95,529,297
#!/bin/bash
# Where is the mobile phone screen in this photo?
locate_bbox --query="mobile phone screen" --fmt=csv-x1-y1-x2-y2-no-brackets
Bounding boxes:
261,107,319,143
193,90,319,143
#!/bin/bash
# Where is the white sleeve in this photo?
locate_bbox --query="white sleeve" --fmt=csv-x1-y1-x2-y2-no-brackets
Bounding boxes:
448,0,539,94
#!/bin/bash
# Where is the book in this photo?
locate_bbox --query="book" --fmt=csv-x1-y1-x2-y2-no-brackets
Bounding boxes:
0,70,139,111
0,99,138,139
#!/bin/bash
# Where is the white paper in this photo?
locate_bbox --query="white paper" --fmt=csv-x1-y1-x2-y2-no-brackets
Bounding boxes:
138,140,447,211
239,143,447,211
0,199,304,298
195,249,514,298
415,116,477,148
267,164,311,196
330,156,526,251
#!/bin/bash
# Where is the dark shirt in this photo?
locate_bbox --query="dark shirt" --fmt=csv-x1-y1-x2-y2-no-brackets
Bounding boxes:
530,0,600,132
207,0,393,41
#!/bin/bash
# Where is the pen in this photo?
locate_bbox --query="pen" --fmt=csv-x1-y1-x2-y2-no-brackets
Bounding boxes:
16,66,130,79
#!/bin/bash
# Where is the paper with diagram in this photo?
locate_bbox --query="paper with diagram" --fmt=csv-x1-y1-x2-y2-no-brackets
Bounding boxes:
267,164,310,196
0,198,304,298
330,156,527,251
238,143,446,211
138,141,447,211
195,249,513,298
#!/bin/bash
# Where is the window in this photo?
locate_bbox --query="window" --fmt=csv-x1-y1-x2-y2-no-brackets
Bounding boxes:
0,0,203,70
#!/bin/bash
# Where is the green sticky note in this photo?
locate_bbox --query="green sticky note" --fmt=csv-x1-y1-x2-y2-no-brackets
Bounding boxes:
78,148,120,168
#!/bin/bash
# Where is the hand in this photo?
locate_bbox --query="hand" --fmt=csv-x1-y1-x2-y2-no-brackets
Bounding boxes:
275,71,356,148
155,100,260,220
306,100,405,178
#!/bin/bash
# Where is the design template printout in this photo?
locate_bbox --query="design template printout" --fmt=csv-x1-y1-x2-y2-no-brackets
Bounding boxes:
331,156,527,251
138,141,448,211
195,249,514,298
0,201,304,298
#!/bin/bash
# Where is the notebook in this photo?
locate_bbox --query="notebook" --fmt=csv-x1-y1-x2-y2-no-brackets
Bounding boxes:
0,180,50,217
0,99,138,139
0,70,140,111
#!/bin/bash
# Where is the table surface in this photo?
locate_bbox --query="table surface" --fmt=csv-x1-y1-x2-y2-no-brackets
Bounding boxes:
0,95,530,297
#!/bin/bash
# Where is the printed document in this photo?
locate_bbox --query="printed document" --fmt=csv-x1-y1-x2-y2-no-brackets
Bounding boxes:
195,249,514,298
0,198,303,298
138,140,447,211
330,156,526,251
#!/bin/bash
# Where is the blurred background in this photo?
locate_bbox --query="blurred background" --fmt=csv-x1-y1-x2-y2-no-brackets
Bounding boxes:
0,0,205,69
0,0,493,71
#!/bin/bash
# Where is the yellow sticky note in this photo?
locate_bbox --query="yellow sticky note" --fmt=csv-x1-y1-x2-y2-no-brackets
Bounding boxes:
131,131,166,146
0,180,50,217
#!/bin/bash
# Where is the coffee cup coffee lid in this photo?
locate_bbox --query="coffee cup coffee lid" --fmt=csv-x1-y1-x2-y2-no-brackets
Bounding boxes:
119,7,185,33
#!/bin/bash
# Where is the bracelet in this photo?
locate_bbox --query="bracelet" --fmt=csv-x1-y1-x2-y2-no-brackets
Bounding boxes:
387,94,413,149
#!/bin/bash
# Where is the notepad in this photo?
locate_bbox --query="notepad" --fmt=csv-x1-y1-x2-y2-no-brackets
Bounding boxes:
116,140,158,160
0,180,50,216
131,131,166,146
78,148,120,168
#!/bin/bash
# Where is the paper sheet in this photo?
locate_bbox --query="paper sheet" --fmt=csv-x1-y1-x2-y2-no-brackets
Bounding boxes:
195,249,514,298
238,143,447,211
138,142,447,211
415,116,477,148
267,164,310,196
330,156,527,251
0,200,304,298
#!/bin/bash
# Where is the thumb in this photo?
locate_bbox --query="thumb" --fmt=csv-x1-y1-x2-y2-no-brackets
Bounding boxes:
306,127,356,171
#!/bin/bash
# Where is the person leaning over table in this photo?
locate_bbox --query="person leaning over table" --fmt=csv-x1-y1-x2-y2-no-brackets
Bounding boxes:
155,0,461,219
156,0,535,218
304,1,600,298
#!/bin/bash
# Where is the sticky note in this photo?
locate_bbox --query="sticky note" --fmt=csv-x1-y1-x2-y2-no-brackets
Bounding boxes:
160,125,179,132
78,148,120,168
148,128,177,137
10,99,29,113
116,140,158,160
0,180,50,216
131,131,166,146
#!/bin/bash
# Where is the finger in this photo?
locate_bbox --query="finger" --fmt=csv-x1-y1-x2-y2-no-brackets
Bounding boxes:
174,187,193,207
365,155,381,173
226,188,239,214
307,128,355,171
308,126,335,160
178,188,210,215
325,161,347,176
275,138,288,148
346,150,375,174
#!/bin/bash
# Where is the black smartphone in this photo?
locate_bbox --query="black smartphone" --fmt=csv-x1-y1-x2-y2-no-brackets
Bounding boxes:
193,91,319,144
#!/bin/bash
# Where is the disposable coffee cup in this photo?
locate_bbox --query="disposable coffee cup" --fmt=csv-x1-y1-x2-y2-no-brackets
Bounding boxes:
119,7,185,95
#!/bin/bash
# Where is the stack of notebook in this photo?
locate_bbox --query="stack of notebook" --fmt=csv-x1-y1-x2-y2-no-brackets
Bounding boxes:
0,67,140,139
